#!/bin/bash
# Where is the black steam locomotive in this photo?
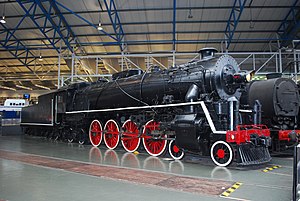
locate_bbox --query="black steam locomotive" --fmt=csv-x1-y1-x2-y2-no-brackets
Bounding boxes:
241,75,300,152
21,48,271,167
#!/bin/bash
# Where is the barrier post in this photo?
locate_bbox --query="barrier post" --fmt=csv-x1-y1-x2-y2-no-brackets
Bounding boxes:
293,144,300,201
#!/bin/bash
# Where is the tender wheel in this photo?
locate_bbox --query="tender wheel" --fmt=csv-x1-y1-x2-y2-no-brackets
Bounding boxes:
79,128,88,145
66,129,75,143
121,120,140,152
142,120,167,157
104,119,120,150
168,140,184,160
53,134,59,141
210,141,233,167
68,138,74,143
89,120,103,147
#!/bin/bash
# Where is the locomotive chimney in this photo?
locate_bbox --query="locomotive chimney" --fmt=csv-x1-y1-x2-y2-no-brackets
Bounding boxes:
198,47,218,60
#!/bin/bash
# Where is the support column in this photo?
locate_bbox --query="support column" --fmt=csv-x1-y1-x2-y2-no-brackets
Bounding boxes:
57,42,62,89
172,51,176,67
71,52,75,83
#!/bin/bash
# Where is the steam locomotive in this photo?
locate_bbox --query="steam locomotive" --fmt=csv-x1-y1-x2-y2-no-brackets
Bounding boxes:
21,48,272,167
241,75,300,152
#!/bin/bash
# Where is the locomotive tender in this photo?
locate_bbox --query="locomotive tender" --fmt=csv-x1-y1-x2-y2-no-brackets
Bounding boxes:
21,48,271,167
241,76,300,152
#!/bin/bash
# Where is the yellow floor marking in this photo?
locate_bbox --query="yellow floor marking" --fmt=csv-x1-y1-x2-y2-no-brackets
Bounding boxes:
221,182,243,197
262,165,281,173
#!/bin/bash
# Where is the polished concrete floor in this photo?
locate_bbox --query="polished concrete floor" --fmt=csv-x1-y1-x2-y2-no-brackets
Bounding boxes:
0,135,293,201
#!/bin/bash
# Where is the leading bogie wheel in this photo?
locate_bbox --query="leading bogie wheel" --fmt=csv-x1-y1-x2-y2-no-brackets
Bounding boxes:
104,119,120,150
210,140,233,167
142,120,167,157
168,140,185,160
89,120,103,147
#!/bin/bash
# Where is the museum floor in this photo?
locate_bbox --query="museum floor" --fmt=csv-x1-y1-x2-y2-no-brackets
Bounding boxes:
0,135,293,201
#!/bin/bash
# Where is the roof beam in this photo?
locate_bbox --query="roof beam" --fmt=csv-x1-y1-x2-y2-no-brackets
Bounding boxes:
54,1,118,42
16,0,75,53
1,19,288,32
102,0,125,51
0,29,278,44
0,12,35,73
50,0,84,53
225,0,248,49
0,38,277,55
277,0,300,47
0,1,298,11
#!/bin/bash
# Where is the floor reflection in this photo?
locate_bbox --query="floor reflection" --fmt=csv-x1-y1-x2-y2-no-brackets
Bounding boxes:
87,146,238,179
210,166,232,181
143,156,167,172
168,160,184,174
121,152,141,169
89,147,102,163
104,149,120,166
88,147,187,174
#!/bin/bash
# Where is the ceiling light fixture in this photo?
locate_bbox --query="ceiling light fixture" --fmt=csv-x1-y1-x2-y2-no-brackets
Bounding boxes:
187,0,193,19
249,0,254,29
97,7,103,31
97,22,103,31
0,16,6,24
38,40,43,61
38,54,43,62
0,3,6,24
188,9,193,19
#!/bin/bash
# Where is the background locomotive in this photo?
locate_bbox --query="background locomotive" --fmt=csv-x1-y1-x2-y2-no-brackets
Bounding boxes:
21,48,271,167
241,75,300,152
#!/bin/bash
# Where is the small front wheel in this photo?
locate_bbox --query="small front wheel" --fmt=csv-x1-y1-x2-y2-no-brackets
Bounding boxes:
168,140,184,160
210,141,233,167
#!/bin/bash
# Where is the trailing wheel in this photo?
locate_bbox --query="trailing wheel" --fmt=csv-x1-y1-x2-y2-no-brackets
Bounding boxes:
168,140,184,160
142,120,167,157
210,141,233,167
104,119,120,150
121,120,140,152
89,120,103,147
